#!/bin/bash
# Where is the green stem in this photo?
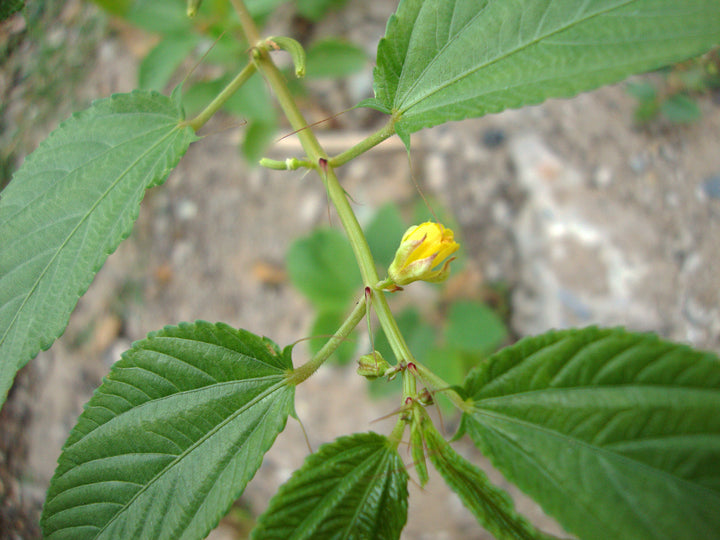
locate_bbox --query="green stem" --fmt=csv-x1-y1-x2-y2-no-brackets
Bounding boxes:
402,369,417,401
187,62,257,132
328,119,396,168
413,362,469,412
229,0,260,45
230,0,415,367
289,294,367,385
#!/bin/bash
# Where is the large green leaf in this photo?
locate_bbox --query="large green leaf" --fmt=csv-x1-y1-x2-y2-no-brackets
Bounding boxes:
251,432,409,539
424,422,554,540
41,322,295,540
0,90,196,408
460,327,720,540
369,0,720,144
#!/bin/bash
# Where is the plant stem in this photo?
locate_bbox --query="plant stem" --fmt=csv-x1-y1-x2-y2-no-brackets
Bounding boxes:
328,118,397,168
230,0,415,367
187,62,257,132
402,369,417,401
413,362,469,412
229,0,260,45
289,294,367,385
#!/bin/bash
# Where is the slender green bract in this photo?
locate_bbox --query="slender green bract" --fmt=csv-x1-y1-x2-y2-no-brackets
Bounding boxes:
369,0,720,145
423,423,554,540
460,327,720,540
0,90,196,409
41,322,295,540
251,432,408,539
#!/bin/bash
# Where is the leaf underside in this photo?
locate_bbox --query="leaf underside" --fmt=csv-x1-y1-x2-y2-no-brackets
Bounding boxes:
251,432,409,540
0,90,197,409
424,423,554,540
461,326,720,540
372,0,720,143
41,322,295,540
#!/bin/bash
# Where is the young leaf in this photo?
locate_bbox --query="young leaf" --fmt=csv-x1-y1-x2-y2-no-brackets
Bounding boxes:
445,300,508,355
139,33,201,91
286,228,362,310
460,327,720,540
0,90,196,409
251,432,409,539
296,0,348,23
370,0,720,144
305,38,367,79
126,0,193,34
660,93,702,123
424,422,554,540
41,321,295,540
365,202,407,271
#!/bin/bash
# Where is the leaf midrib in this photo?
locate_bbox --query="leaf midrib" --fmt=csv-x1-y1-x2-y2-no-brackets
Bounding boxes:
343,450,393,540
469,404,720,500
396,0,637,115
85,378,290,539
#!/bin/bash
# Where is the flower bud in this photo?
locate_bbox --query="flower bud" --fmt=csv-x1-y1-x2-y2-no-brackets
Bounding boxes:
356,351,391,380
387,222,459,286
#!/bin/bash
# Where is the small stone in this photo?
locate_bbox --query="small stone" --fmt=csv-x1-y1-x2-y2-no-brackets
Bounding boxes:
702,175,720,199
592,166,613,188
176,199,198,221
482,128,506,149
629,154,647,173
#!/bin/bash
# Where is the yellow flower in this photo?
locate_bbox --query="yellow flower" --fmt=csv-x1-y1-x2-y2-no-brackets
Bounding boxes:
387,222,459,286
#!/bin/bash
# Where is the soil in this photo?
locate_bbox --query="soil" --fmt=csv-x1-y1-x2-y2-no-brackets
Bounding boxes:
1,1,719,539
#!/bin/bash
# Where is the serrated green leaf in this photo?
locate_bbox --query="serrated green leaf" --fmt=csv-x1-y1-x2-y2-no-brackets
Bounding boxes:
0,90,196,408
460,327,720,540
251,432,408,539
139,33,201,91
410,416,429,487
371,0,720,139
424,422,554,540
306,38,367,79
41,321,295,540
309,308,357,365
286,228,361,310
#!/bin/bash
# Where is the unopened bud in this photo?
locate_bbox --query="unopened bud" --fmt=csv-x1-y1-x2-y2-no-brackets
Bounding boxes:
387,222,459,286
356,351,391,380
417,387,434,406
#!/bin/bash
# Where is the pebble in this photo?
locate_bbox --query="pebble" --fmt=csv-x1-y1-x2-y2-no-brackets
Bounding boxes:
482,128,506,149
702,175,720,199
629,154,647,173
